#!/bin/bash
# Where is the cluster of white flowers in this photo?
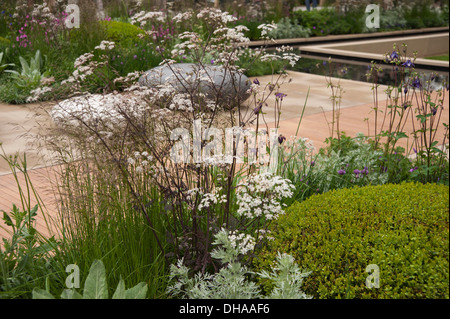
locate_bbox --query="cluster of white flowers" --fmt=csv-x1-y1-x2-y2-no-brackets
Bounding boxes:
127,150,154,174
172,11,193,23
26,86,53,103
171,32,202,58
130,10,165,27
114,71,143,87
197,187,227,211
212,25,250,44
169,93,194,112
236,172,295,220
61,52,97,85
227,230,256,255
51,92,149,128
73,53,94,69
94,40,115,51
257,23,278,39
196,8,237,26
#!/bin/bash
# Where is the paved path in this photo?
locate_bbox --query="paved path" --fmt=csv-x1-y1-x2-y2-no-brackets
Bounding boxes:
1,71,448,241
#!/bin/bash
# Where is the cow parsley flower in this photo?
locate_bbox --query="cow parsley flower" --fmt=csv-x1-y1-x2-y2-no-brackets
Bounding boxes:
236,173,294,220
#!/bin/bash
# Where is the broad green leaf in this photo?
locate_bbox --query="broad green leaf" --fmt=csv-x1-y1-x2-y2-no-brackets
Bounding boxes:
112,278,126,299
124,282,148,299
32,288,55,299
19,56,29,74
61,289,83,299
82,259,108,299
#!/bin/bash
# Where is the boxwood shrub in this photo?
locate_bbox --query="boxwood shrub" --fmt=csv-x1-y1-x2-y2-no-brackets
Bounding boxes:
99,20,145,46
0,36,10,49
253,182,449,299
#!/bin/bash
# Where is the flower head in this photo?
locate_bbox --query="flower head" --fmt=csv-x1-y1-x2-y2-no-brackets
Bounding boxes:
412,77,421,89
431,107,437,116
278,134,286,144
338,169,346,175
275,92,287,100
390,50,399,60
402,59,414,68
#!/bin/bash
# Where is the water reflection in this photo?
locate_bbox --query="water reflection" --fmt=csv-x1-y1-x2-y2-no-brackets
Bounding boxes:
289,53,449,90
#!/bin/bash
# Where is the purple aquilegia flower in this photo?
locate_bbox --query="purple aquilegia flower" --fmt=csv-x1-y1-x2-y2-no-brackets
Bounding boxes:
390,51,399,60
353,169,360,175
338,169,346,175
278,134,286,144
404,86,408,94
361,167,369,175
402,59,414,68
253,78,260,85
409,166,418,173
412,77,421,89
431,107,437,116
275,92,287,100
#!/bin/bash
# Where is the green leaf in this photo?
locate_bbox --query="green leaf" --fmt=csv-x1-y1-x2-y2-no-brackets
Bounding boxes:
394,132,408,141
112,277,126,299
124,282,148,299
2,211,13,227
19,56,29,74
82,259,109,299
32,288,55,299
61,289,83,299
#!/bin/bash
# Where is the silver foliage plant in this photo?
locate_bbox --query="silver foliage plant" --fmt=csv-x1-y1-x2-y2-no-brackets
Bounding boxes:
167,229,312,299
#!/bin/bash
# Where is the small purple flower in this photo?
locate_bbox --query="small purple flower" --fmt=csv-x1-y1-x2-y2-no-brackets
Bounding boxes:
253,78,260,85
409,166,418,173
210,59,215,64
361,167,369,175
404,86,408,94
353,169,360,175
338,169,346,175
390,51,399,60
133,55,137,59
275,92,287,100
402,59,414,68
431,107,437,116
413,147,417,154
278,134,286,144
310,160,315,167
412,77,421,89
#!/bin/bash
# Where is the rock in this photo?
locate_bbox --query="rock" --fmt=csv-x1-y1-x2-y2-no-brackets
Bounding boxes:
138,63,251,104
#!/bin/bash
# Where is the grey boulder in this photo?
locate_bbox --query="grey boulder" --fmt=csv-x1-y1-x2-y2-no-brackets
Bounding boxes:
138,63,251,104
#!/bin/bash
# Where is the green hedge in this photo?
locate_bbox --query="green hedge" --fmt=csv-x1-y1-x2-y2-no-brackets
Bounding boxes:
0,36,10,49
99,20,145,46
253,182,449,299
